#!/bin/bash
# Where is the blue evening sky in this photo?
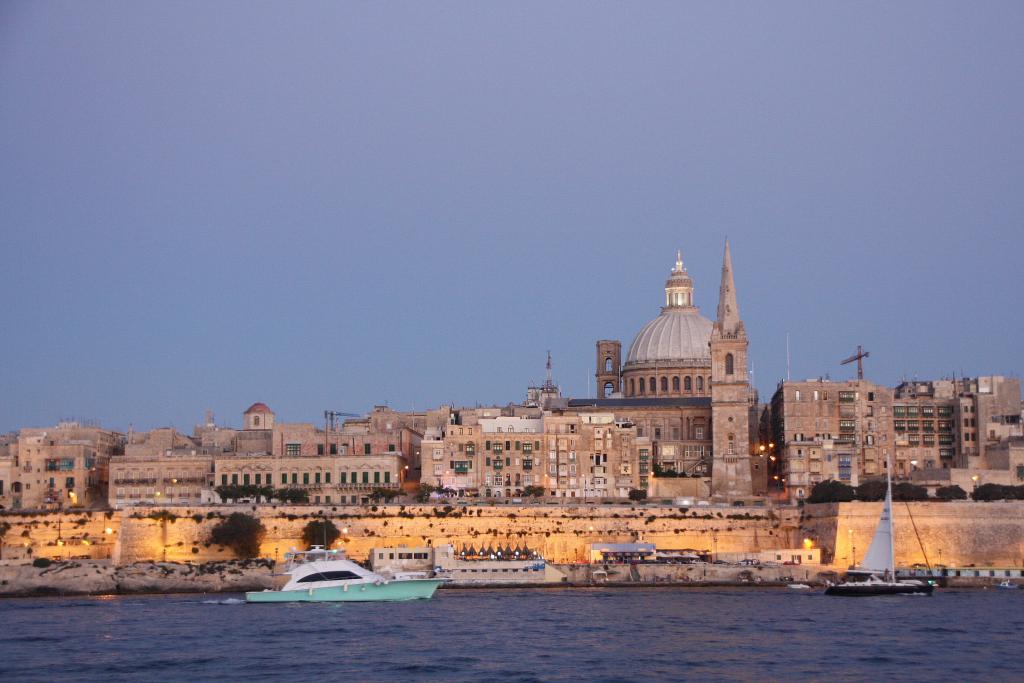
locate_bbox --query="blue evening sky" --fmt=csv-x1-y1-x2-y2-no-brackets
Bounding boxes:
1,1,1021,433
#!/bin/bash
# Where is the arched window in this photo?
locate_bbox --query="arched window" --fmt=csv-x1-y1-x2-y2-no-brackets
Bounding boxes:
727,433,735,455
604,357,613,372
630,378,636,396
253,415,260,427
639,378,646,395
696,376,704,392
725,353,734,375
604,382,614,398
649,377,656,395
660,377,668,392
672,376,680,392
684,376,692,392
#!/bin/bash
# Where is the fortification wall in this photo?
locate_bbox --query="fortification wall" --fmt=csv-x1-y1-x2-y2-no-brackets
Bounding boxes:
800,501,1024,568
0,510,119,562
108,504,800,565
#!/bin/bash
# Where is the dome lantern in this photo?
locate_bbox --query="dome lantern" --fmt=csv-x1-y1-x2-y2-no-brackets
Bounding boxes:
664,250,695,309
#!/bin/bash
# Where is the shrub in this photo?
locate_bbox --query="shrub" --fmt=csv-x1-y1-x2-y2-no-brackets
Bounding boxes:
369,487,402,502
936,485,967,501
892,482,929,501
807,480,855,504
855,480,887,502
414,484,437,503
628,489,648,502
972,483,1024,501
301,519,341,549
32,558,52,568
522,486,545,498
209,513,266,558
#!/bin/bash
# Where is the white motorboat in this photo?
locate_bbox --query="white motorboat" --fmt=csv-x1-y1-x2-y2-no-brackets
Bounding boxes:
246,546,444,603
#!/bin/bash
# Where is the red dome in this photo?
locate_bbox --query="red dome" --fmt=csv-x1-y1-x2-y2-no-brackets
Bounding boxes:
244,402,273,414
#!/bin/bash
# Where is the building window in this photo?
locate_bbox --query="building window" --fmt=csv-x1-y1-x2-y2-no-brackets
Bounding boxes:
630,379,636,396
231,474,238,485
695,426,704,440
222,474,228,486
725,353,734,375
253,416,260,427
303,472,309,485
684,376,692,392
384,471,390,483
340,472,347,484
364,443,371,455
605,357,613,372
697,376,704,392
286,443,300,457
330,444,338,455
639,378,646,395
315,472,321,484
660,377,668,392
280,473,287,485
672,376,680,392
649,377,656,394
291,472,298,484
374,471,381,483
325,472,331,483
362,471,369,484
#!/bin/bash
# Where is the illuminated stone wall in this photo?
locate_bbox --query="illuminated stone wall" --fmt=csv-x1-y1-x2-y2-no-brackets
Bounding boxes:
800,501,1024,568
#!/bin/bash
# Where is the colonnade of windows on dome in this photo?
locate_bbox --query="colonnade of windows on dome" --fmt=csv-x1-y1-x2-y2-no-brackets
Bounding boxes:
626,374,711,397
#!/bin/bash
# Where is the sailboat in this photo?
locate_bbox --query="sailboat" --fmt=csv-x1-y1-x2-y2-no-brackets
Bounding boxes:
825,458,934,597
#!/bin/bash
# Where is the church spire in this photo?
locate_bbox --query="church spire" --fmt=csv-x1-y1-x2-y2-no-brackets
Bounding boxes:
715,239,742,334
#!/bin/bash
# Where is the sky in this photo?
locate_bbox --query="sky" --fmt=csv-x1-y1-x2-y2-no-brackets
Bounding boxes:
1,1,1022,433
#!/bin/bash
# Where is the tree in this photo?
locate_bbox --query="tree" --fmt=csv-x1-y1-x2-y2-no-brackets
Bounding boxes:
628,489,648,502
215,484,240,503
209,513,266,558
369,487,402,502
414,483,437,503
972,483,1024,501
855,480,887,502
301,519,341,549
892,482,929,501
522,486,545,498
274,488,310,504
807,480,855,504
936,485,967,501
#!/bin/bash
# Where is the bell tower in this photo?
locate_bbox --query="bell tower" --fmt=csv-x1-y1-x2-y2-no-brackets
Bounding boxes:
595,340,622,398
710,240,753,498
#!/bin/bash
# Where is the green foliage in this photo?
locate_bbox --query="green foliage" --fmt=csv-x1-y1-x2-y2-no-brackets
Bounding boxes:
627,489,648,502
892,482,929,501
415,483,437,503
214,484,277,504
807,480,855,504
936,484,968,501
32,558,52,568
854,480,887,502
274,488,310,504
301,519,341,549
209,513,266,558
971,483,1024,501
147,510,178,523
522,486,545,498
369,487,402,502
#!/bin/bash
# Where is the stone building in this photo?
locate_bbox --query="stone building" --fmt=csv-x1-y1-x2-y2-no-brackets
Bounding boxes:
769,379,894,501
419,412,641,499
108,427,212,508
5,422,124,510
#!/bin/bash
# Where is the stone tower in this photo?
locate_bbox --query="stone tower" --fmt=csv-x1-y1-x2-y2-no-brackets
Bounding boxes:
595,340,622,397
710,240,753,498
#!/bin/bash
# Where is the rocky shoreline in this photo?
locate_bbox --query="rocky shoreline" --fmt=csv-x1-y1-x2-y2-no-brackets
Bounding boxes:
0,559,275,598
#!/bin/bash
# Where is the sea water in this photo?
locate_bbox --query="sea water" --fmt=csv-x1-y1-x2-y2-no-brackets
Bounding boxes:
0,587,1019,682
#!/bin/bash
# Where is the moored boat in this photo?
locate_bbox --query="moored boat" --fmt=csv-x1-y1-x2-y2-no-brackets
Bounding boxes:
825,456,935,597
245,546,444,603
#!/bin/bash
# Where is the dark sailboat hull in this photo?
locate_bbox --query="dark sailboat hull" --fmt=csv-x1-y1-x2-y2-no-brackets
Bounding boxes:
825,582,934,597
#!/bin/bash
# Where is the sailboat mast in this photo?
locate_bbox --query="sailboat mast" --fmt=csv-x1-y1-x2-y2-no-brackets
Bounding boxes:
886,450,895,580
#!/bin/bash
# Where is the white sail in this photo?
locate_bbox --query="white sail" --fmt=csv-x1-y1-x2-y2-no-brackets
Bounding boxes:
860,486,894,576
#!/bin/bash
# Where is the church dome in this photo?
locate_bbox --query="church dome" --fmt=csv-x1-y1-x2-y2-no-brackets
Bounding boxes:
626,308,713,365
624,251,713,367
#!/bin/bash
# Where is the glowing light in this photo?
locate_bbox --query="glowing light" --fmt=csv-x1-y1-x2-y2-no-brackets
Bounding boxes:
802,538,814,550
105,528,114,535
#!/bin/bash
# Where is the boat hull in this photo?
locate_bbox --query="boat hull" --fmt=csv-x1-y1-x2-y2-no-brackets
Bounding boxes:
825,583,934,597
245,579,443,603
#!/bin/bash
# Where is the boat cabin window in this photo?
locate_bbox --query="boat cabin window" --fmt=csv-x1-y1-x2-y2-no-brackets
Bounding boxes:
297,571,361,583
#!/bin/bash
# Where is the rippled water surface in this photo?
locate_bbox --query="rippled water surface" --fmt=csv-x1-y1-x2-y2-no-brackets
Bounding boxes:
1,587,1020,682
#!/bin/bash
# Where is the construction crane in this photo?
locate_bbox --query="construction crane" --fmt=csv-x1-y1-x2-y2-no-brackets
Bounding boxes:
324,410,360,432
324,410,360,455
841,345,870,380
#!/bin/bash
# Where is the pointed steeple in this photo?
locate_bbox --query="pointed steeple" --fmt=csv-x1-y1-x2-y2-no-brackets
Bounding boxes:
716,239,742,334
